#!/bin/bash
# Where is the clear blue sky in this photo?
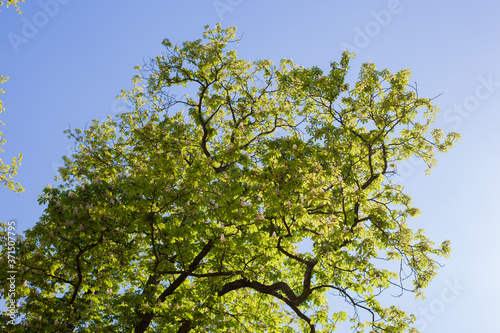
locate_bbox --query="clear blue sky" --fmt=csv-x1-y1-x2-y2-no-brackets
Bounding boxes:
1,1,499,331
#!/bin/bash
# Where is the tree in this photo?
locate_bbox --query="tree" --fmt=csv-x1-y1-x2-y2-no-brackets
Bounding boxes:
0,24,460,332
0,76,23,193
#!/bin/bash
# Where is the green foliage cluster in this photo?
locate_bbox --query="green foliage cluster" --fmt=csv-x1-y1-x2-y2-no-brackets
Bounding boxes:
0,76,23,193
0,25,459,332
0,0,25,12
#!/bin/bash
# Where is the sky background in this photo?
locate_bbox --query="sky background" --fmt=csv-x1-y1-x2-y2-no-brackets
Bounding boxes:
1,0,499,331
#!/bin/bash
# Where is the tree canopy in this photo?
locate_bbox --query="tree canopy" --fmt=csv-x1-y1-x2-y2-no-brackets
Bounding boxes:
0,24,460,332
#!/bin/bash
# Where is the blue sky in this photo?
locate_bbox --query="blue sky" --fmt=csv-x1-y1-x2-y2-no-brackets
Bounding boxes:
1,0,499,331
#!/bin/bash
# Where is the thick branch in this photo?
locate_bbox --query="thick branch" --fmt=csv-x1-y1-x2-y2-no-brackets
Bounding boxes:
133,239,214,333
218,278,316,332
